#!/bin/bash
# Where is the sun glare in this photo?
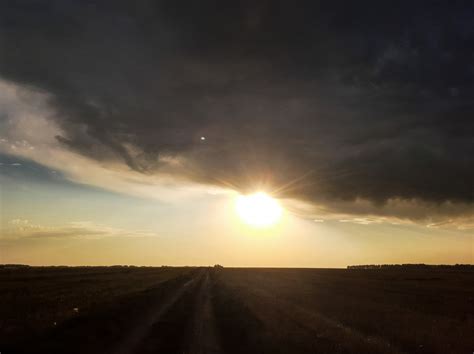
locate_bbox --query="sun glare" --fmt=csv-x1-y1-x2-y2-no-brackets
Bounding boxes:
235,192,283,228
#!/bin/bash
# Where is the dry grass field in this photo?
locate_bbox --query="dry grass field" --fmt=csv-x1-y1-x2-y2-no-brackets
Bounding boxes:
0,266,473,354
211,268,474,354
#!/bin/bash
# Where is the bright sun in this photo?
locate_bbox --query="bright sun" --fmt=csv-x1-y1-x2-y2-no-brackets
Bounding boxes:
235,192,283,228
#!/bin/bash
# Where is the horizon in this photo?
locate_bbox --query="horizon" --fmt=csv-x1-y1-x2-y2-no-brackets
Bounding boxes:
2,263,473,270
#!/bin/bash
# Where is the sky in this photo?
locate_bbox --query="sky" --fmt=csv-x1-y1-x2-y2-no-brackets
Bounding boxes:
0,1,473,267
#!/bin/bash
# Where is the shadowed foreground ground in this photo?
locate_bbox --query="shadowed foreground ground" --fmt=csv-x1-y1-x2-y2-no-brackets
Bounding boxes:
0,266,473,354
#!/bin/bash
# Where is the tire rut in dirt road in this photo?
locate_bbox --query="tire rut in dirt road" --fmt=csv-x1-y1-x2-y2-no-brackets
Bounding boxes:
132,268,221,354
117,269,206,354
185,270,221,354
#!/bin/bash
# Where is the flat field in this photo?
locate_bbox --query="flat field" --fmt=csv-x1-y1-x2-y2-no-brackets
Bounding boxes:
0,266,472,354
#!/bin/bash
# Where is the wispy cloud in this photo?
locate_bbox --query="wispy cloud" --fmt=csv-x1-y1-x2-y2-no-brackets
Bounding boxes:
3,219,157,240
426,217,474,231
338,218,385,225
0,162,23,166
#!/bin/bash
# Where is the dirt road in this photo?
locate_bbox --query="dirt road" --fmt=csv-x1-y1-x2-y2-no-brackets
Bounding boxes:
126,268,221,354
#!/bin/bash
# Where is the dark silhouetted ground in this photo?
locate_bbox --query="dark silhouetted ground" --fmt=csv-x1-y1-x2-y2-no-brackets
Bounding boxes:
1,266,473,354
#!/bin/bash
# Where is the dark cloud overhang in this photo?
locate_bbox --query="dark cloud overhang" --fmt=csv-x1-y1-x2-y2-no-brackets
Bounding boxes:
0,1,473,215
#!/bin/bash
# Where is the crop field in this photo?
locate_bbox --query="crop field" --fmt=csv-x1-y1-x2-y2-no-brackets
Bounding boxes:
1,266,473,354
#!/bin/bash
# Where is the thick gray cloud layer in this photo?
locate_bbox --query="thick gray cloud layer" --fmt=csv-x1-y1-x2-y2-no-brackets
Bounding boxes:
1,1,473,210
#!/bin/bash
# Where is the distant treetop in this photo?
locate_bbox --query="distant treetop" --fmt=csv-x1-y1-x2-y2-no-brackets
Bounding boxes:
347,264,473,270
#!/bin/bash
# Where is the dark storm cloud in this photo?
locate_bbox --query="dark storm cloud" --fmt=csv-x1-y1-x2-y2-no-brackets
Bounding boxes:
1,1,473,209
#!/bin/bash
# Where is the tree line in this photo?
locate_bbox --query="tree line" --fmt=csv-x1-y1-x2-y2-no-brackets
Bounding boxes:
347,264,474,269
